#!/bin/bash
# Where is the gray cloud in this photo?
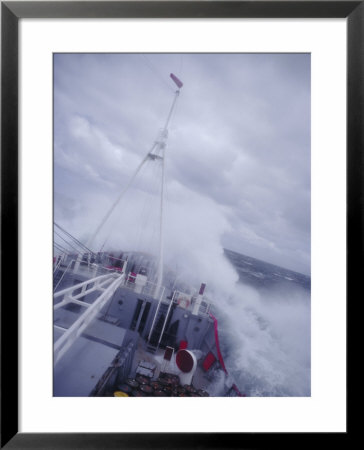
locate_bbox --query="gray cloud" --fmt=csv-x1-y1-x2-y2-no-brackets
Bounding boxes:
54,53,310,275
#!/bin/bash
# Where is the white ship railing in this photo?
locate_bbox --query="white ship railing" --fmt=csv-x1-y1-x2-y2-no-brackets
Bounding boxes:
54,255,165,300
53,256,62,273
53,259,76,292
54,272,125,365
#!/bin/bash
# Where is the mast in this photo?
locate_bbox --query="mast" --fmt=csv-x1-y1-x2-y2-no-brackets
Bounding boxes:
80,73,183,297
155,86,181,295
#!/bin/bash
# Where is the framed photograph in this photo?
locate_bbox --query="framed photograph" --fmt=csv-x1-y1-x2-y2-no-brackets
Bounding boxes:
2,1,359,448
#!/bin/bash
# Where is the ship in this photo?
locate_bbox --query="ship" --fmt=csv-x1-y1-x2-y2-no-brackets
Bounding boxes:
53,73,242,398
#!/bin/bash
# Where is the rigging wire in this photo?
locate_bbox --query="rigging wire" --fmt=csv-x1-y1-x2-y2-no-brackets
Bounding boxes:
91,72,182,292
90,87,179,253
96,150,152,253
98,153,162,256
134,157,162,255
95,166,149,253
54,229,87,255
53,241,70,254
139,54,174,92
54,222,95,255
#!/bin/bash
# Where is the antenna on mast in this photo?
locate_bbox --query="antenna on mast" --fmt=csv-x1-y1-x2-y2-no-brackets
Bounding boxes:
170,73,183,89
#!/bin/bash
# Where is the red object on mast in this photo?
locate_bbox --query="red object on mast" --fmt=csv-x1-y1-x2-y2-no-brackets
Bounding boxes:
170,73,183,89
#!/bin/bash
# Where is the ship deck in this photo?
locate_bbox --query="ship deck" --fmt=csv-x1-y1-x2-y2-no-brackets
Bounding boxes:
129,337,213,393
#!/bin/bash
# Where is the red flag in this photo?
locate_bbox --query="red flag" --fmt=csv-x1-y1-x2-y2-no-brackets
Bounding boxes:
170,73,183,89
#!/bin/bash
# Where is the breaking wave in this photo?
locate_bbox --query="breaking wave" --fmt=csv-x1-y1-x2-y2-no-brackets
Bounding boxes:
210,268,311,397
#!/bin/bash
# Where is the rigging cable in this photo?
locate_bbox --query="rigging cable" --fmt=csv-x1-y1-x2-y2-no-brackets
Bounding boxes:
54,222,95,255
135,155,162,255
53,241,69,254
54,229,95,257
139,54,174,92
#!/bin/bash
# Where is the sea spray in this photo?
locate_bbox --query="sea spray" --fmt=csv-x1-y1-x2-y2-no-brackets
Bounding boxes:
210,280,311,397
163,194,311,397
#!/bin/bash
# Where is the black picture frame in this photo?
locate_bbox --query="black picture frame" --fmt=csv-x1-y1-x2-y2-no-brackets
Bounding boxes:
1,1,359,448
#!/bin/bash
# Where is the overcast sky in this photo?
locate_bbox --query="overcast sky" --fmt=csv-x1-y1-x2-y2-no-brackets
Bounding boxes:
54,53,310,276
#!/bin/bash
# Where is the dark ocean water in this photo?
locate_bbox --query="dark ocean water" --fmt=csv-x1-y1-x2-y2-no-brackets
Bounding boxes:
224,248,311,292
212,249,311,397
